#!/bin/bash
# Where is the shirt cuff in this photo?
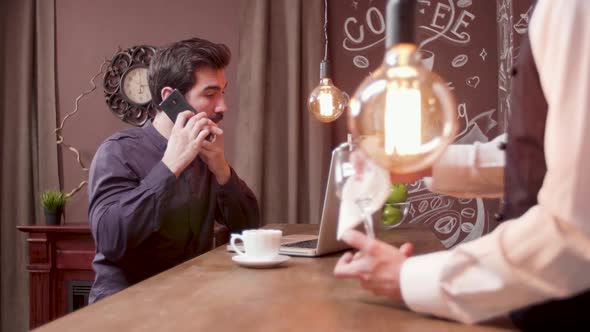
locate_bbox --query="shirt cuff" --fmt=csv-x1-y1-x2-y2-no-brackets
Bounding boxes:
400,251,454,320
426,141,504,198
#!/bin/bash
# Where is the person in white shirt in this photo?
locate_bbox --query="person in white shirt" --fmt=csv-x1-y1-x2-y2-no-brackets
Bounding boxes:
334,0,590,328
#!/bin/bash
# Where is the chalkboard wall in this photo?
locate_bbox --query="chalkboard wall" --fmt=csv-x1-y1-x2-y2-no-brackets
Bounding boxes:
329,0,534,247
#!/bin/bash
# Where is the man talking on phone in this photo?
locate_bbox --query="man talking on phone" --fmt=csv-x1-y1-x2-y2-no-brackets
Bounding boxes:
87,37,260,303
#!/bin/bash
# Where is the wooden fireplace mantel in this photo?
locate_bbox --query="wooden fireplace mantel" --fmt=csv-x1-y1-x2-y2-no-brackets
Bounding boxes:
17,224,96,329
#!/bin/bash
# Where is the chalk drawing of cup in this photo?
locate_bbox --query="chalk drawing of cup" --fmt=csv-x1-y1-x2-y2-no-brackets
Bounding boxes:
419,49,435,71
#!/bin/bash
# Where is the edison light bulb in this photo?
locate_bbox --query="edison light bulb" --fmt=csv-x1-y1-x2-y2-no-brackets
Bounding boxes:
348,43,457,173
308,61,348,123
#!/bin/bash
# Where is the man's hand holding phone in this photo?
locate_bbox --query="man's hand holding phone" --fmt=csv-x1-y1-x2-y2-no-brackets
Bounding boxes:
161,111,223,178
159,89,215,142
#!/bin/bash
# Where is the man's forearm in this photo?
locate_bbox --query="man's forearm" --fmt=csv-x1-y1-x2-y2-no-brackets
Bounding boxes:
213,162,231,185
89,161,176,261
424,135,506,198
214,168,260,231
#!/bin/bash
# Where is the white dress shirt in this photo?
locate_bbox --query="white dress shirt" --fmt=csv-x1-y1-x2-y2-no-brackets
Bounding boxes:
399,0,590,324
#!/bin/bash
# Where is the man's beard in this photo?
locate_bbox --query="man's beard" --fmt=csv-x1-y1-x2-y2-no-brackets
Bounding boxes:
210,113,224,123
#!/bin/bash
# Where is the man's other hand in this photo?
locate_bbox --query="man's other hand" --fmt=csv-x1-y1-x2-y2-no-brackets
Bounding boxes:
199,121,230,185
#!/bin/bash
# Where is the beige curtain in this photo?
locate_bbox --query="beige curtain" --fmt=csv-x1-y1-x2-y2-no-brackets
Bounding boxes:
0,0,60,330
236,0,343,225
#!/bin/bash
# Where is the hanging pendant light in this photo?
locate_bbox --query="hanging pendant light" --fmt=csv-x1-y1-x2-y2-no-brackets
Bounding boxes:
308,0,348,123
348,0,457,173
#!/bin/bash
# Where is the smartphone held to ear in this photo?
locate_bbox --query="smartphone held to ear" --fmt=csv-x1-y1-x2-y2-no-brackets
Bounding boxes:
159,89,215,142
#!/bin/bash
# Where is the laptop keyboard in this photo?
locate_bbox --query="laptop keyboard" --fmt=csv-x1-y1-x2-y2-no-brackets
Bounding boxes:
282,239,318,249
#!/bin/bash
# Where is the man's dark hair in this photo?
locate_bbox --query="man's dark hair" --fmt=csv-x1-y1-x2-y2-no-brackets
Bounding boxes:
148,37,231,106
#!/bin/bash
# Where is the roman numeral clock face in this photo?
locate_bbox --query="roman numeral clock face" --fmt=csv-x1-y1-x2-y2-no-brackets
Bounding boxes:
122,67,151,105
103,45,156,127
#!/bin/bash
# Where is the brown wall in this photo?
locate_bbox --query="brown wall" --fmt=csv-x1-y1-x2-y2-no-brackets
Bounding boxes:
55,0,534,239
328,0,534,247
55,0,240,223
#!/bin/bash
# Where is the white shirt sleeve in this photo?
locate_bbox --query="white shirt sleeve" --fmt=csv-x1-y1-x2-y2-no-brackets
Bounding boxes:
423,134,506,198
400,0,590,324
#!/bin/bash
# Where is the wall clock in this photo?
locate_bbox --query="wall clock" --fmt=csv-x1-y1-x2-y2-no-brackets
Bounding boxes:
103,45,157,126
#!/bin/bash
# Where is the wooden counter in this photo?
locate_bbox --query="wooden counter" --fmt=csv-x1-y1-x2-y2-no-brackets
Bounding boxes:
33,224,516,332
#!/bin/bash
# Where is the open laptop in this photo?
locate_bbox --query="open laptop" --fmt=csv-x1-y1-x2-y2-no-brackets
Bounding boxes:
228,142,354,257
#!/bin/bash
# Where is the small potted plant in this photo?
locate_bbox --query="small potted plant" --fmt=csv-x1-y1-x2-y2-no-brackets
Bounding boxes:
41,190,67,225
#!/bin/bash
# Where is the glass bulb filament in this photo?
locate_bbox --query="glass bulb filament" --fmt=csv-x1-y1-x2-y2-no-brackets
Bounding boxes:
318,90,335,117
384,81,422,156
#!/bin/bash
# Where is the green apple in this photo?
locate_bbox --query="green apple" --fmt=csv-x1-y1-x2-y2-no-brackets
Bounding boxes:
386,183,408,204
382,205,403,226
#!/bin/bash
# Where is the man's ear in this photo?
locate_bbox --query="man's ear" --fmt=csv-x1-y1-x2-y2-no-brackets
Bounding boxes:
160,87,174,102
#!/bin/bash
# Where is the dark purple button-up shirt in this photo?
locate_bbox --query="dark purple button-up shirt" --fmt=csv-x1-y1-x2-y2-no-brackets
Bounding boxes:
87,121,260,303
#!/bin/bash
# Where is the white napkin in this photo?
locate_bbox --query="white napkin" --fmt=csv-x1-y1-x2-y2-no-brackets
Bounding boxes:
337,157,391,240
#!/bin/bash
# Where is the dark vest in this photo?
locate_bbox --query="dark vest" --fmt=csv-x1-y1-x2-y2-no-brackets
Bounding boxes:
502,36,547,221
503,34,590,331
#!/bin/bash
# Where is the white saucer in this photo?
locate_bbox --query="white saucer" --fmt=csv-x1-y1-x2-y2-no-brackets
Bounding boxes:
232,254,290,268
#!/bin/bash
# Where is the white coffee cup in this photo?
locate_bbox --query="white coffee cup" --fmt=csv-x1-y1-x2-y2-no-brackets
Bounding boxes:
230,229,282,259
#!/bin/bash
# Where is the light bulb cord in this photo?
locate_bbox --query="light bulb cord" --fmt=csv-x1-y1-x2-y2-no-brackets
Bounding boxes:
323,0,328,62
386,0,415,48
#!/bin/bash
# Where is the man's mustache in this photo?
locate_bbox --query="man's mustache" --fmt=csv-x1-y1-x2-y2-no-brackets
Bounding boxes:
210,113,224,123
